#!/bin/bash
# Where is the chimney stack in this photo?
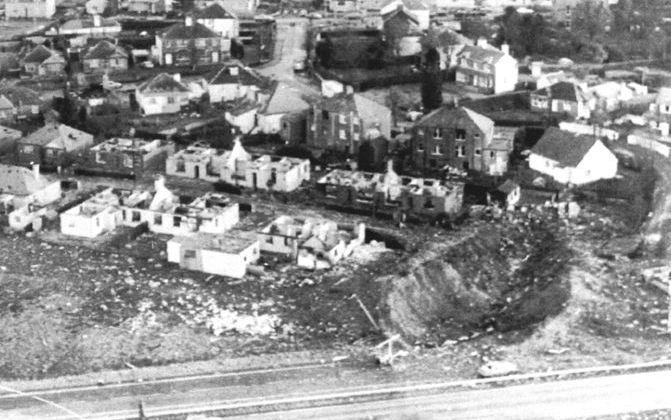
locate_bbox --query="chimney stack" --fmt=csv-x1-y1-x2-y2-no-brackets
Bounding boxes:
185,15,193,27
32,163,40,180
501,43,510,55
172,73,181,83
476,38,488,48
530,61,543,78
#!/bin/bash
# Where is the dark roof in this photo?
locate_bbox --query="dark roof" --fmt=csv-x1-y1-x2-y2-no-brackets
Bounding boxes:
0,86,42,107
381,0,428,10
531,127,598,167
138,73,190,93
194,3,236,19
23,45,53,64
84,40,128,60
415,106,494,134
207,63,268,87
533,81,586,102
458,45,506,64
497,179,519,194
161,21,219,40
382,6,419,24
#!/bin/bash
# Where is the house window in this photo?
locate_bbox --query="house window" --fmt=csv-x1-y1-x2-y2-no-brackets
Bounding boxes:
132,211,141,222
339,129,346,140
184,249,196,258
22,145,34,153
563,102,571,111
123,154,133,168
456,145,465,157
456,129,466,140
475,148,481,156
175,159,186,172
173,216,181,227
490,151,495,158
154,214,162,225
417,142,424,152
433,128,442,139
339,114,346,124
168,97,175,104
266,235,273,244
322,110,329,120
432,144,443,155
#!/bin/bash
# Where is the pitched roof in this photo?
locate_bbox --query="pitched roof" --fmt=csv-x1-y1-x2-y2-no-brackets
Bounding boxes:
531,127,599,168
194,3,236,19
138,73,190,94
84,40,128,60
382,6,419,24
19,123,92,149
0,95,13,110
41,53,66,65
23,45,54,64
0,86,42,107
0,125,21,140
161,21,219,40
317,93,390,120
0,164,50,195
457,45,506,64
207,63,268,87
415,106,494,134
261,82,310,115
533,81,588,102
380,0,428,11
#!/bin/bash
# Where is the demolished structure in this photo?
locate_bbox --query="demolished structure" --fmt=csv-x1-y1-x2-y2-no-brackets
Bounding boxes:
0,164,62,230
316,161,464,219
74,137,175,177
166,138,310,192
258,215,365,269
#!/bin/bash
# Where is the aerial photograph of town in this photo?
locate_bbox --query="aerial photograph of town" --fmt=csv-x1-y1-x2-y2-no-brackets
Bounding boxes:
0,0,670,418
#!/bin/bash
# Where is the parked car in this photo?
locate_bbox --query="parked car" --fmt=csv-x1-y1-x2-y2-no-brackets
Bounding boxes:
477,361,518,377
293,59,306,72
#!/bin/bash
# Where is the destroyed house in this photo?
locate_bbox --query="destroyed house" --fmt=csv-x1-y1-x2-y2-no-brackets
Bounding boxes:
257,215,365,269
60,177,240,238
167,138,310,192
167,231,260,279
316,161,464,218
73,137,175,177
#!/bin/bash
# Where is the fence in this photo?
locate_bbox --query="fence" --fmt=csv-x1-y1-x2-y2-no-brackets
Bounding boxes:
627,134,671,157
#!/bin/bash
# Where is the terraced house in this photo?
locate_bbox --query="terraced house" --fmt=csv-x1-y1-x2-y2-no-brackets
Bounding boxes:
82,40,129,74
455,39,518,94
154,16,224,66
411,106,513,174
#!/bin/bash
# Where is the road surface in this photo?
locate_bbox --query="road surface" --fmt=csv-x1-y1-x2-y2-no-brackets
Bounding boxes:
2,367,671,419
256,18,320,97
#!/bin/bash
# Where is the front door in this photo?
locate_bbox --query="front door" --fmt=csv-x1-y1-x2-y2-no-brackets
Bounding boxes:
194,165,200,179
252,173,257,189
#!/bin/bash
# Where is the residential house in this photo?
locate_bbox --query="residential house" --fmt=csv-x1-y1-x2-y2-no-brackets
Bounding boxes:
48,15,122,38
61,178,240,238
588,81,635,112
194,0,257,15
77,83,130,112
154,16,223,66
487,179,520,210
411,106,514,174
258,215,366,269
0,163,62,230
307,93,392,154
0,125,22,155
166,138,311,192
21,45,66,77
82,40,129,74
382,5,422,56
645,87,671,133
73,137,175,177
195,3,239,39
5,0,55,18
455,39,518,94
17,123,94,167
380,0,430,30
206,62,268,104
551,0,609,27
135,73,191,115
127,0,172,13
238,17,276,63
0,86,43,122
167,231,259,278
280,110,309,145
316,160,464,218
530,81,592,120
529,127,618,185
257,82,311,135
328,0,357,12
224,101,259,133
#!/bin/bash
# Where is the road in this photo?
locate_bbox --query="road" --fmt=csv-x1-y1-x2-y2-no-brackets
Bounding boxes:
2,367,671,419
256,17,320,97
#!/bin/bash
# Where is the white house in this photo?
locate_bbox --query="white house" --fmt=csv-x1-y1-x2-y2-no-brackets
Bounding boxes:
225,102,259,134
455,39,518,94
135,73,191,115
206,63,267,104
529,127,618,185
588,81,635,112
257,82,310,135
167,231,259,278
59,187,122,238
195,3,239,39
6,0,55,18
380,0,430,30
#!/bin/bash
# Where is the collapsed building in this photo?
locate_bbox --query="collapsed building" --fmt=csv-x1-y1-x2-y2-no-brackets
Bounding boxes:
0,164,62,230
316,161,464,220
73,137,175,177
60,177,239,238
258,215,365,269
166,138,310,192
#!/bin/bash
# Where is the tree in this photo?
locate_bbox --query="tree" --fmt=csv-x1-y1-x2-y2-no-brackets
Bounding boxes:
383,17,411,57
315,38,333,68
571,0,613,43
421,65,442,112
230,39,245,60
